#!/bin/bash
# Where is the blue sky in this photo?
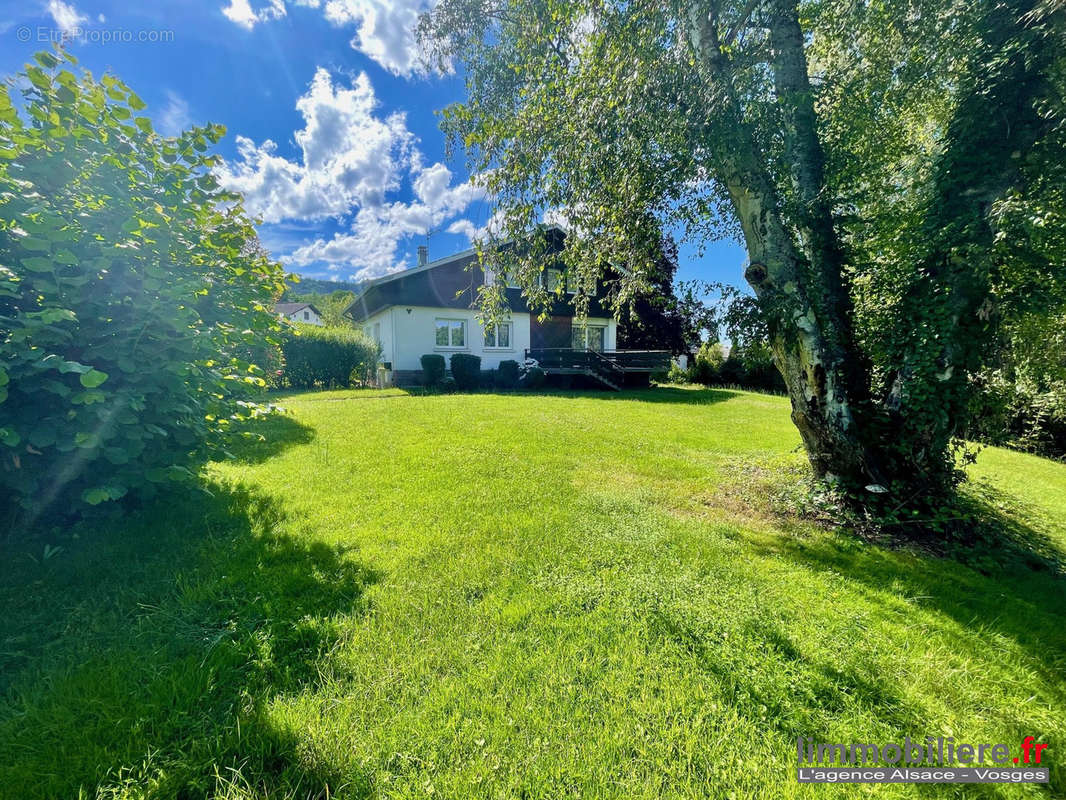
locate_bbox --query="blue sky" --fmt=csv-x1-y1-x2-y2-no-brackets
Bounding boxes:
0,0,748,288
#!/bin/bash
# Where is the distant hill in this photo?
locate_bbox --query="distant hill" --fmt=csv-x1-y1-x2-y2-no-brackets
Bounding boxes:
283,276,364,298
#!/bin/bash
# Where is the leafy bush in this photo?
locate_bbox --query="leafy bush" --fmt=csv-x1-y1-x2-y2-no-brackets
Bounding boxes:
496,360,520,389
280,324,379,389
967,370,1066,457
688,342,785,393
421,354,446,387
520,366,546,390
666,362,689,383
0,51,286,523
688,342,726,384
450,353,482,391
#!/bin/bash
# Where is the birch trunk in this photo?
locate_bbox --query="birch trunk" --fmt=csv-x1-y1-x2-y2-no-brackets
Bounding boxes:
687,1,881,490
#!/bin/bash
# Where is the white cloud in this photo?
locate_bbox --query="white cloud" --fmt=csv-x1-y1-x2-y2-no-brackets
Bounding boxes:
219,0,435,77
321,0,433,76
47,0,86,34
158,91,192,137
217,68,415,223
222,0,286,29
220,67,485,279
288,162,485,279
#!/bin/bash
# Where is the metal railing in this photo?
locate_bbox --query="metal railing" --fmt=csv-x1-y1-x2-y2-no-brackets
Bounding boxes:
524,347,673,388
525,348,671,372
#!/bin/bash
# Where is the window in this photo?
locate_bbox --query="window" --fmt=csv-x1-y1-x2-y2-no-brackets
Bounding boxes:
303,310,310,320
435,318,466,348
546,268,564,293
484,322,511,349
572,324,606,352
372,322,381,345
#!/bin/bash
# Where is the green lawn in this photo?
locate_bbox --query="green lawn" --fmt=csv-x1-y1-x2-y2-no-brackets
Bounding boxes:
2,386,1064,799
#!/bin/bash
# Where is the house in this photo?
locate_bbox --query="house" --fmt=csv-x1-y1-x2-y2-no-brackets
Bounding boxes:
275,302,324,326
345,228,670,389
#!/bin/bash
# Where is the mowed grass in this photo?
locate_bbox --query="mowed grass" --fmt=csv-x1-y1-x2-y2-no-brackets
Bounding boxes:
1,386,1064,799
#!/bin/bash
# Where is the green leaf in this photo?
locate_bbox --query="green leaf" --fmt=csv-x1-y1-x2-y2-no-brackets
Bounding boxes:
82,486,126,505
79,369,109,388
34,52,60,69
20,237,50,252
21,257,54,272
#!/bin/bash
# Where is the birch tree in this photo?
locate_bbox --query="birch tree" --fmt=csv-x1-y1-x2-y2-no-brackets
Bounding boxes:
419,0,1065,522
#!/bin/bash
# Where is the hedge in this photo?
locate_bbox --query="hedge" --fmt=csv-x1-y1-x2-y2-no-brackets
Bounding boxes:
421,354,446,387
496,360,520,390
280,325,379,389
450,353,482,391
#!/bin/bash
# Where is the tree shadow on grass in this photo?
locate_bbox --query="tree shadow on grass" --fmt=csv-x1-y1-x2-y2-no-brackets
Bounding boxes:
522,386,742,405
227,411,316,464
0,482,379,799
742,487,1066,706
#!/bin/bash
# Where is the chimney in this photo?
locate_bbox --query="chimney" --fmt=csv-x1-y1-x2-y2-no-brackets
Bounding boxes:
417,245,428,266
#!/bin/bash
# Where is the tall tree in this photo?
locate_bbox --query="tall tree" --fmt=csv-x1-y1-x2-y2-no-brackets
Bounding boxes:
420,0,1065,520
614,236,711,353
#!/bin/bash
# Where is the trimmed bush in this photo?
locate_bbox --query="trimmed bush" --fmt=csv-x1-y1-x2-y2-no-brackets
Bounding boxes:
421,354,446,387
0,53,287,522
450,353,482,391
521,366,546,389
496,360,520,390
281,325,379,389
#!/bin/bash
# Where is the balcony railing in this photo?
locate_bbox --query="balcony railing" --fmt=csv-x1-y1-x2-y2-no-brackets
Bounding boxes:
525,348,672,373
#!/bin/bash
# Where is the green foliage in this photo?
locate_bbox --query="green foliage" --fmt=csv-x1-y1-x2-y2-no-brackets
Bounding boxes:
688,343,785,393
284,288,357,328
420,354,446,387
520,365,546,390
614,236,712,353
279,324,379,390
688,342,726,385
449,353,482,391
496,359,520,390
966,312,1066,457
665,362,689,384
0,50,286,523
3,389,1065,797
420,0,1066,520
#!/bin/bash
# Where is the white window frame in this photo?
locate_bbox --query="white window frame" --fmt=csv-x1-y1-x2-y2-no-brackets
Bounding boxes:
484,321,513,350
435,318,467,350
546,268,564,293
572,324,607,352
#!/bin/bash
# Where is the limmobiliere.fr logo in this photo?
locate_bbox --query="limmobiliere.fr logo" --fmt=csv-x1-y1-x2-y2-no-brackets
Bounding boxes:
796,735,1050,784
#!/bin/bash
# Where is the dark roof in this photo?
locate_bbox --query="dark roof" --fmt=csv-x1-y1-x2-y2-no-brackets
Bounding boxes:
345,228,610,323
275,302,322,316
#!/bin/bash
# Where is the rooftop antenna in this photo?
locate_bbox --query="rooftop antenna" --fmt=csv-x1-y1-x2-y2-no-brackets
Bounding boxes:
418,225,445,266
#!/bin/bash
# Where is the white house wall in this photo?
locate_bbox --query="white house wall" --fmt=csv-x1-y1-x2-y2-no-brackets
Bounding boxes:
284,309,323,326
362,304,616,374
386,305,532,371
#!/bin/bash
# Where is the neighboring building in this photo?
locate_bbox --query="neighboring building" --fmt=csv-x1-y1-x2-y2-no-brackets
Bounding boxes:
275,302,324,327
346,228,670,389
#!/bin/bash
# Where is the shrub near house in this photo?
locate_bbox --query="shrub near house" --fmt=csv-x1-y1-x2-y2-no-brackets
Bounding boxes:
279,325,379,389
0,52,286,522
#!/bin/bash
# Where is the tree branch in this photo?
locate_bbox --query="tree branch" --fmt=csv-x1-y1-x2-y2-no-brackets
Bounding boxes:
723,0,762,49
